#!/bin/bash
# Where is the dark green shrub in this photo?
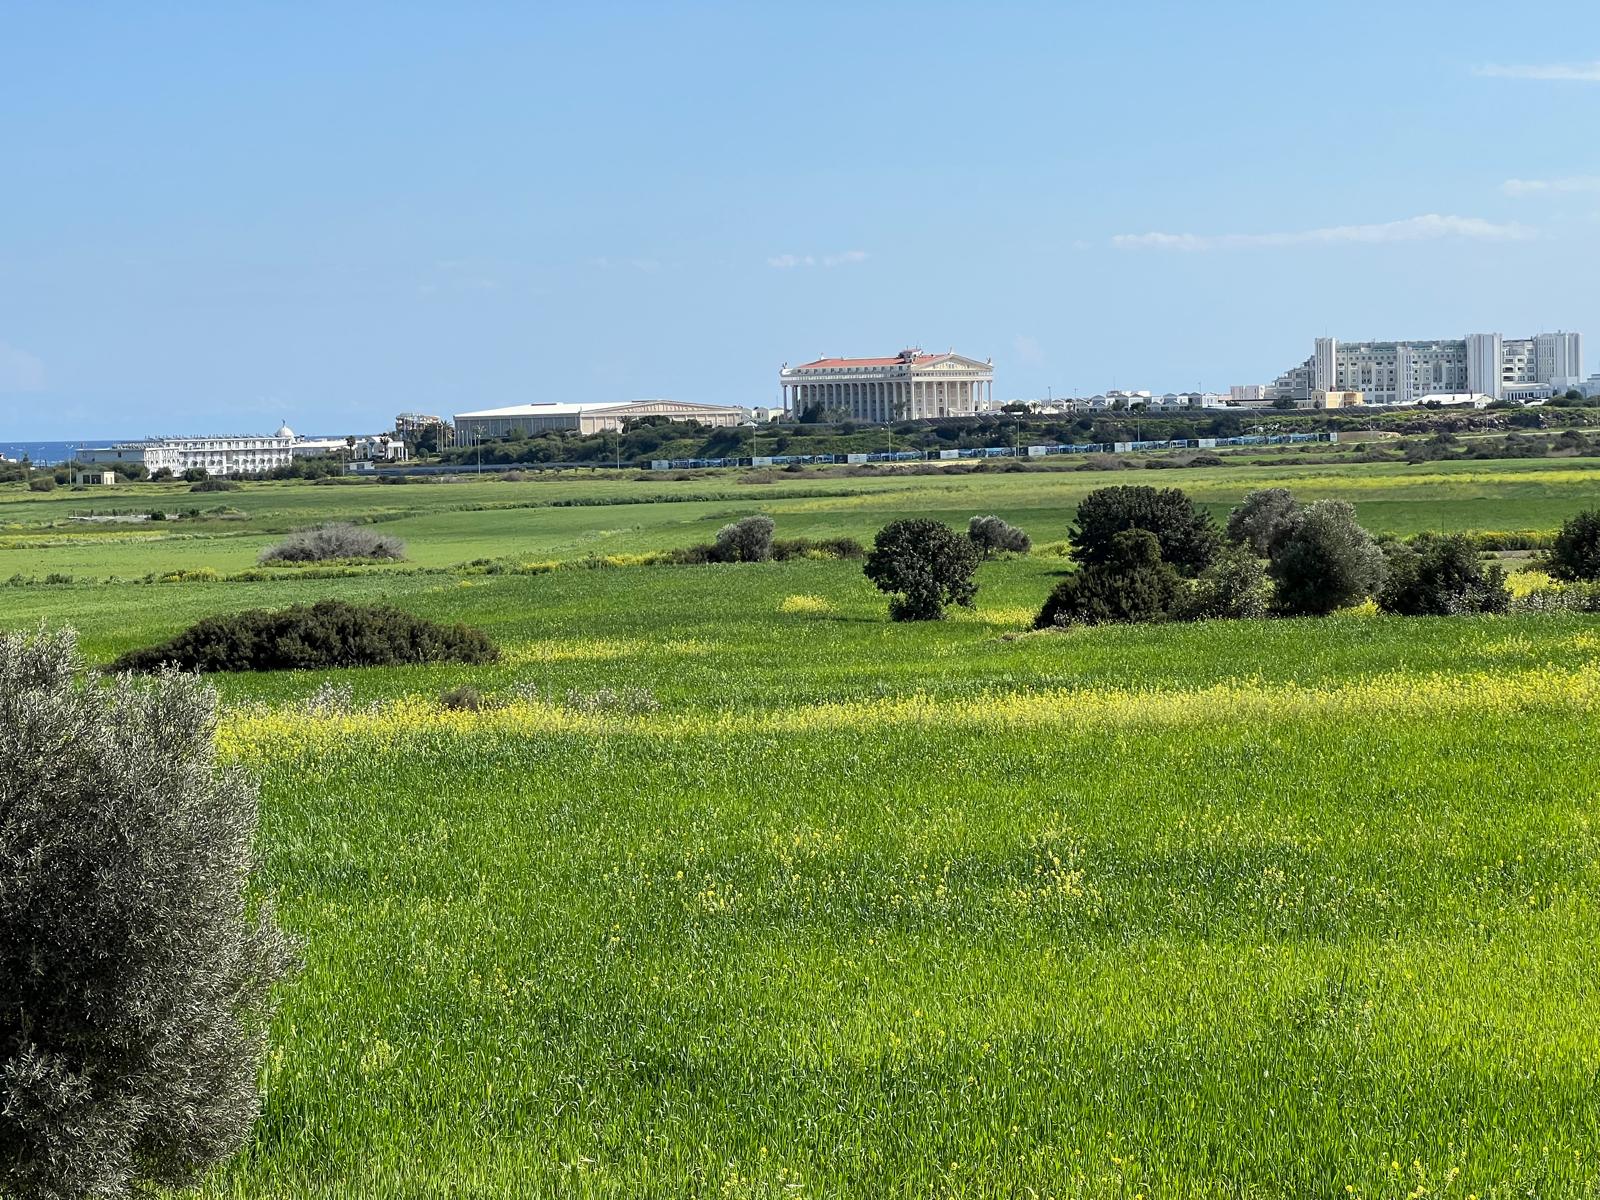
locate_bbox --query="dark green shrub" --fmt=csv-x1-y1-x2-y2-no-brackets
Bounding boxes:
864,518,980,621
1547,509,1600,582
181,468,208,483
110,600,499,673
1268,500,1385,616
968,515,1032,557
148,509,167,521
190,477,240,493
1036,530,1183,628
1181,547,1273,620
713,515,775,563
26,477,53,493
1070,486,1219,575
259,522,405,564
1225,488,1298,556
1,628,292,1196
1379,533,1510,615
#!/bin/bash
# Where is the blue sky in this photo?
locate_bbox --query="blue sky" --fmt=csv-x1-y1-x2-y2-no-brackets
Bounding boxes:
2,0,1599,438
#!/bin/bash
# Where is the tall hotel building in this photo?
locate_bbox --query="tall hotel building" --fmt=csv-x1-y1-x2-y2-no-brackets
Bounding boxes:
1269,331,1582,405
779,349,994,422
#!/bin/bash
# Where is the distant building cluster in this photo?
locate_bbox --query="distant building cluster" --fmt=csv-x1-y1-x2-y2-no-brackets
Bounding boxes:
49,322,1600,474
76,424,407,477
452,398,744,441
1248,331,1585,408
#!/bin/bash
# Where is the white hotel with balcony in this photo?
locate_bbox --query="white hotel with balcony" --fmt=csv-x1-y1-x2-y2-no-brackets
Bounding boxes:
779,348,994,422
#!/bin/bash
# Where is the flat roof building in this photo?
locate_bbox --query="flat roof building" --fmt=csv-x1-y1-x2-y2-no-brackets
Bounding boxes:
1265,331,1582,406
453,399,744,440
779,348,994,423
77,429,297,475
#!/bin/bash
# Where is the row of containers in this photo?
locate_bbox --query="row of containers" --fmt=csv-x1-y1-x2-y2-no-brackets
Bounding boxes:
649,431,1337,472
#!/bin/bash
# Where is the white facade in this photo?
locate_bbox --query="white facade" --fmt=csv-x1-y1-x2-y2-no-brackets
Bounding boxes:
1273,330,1583,406
1536,331,1583,388
79,429,297,475
291,435,409,461
454,399,744,440
779,349,994,422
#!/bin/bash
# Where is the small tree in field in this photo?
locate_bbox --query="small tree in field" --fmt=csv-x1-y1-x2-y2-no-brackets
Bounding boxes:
713,514,775,563
1,628,292,1198
1070,486,1219,575
1268,499,1385,616
864,518,980,621
1036,529,1183,628
967,515,1031,557
1225,488,1299,557
1548,509,1600,582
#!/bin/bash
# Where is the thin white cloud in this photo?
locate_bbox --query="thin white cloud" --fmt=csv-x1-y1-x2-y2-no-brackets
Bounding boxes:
767,250,868,269
1501,175,1600,196
1476,61,1600,82
1012,334,1044,367
0,341,45,392
1111,213,1535,252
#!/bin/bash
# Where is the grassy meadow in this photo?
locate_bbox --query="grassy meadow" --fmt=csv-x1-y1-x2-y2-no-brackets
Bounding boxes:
3,456,1599,1197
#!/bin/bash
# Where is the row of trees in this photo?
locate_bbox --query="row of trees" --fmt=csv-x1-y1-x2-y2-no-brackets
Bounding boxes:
859,486,1600,624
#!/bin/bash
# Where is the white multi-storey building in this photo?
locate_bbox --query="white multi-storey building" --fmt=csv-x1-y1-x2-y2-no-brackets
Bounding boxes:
78,425,300,475
1267,330,1582,405
779,348,994,422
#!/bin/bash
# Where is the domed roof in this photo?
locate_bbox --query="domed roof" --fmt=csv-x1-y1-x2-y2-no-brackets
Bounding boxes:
276,422,295,439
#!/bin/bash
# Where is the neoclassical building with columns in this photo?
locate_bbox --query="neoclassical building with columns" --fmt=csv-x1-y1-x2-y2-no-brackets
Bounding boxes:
779,348,994,422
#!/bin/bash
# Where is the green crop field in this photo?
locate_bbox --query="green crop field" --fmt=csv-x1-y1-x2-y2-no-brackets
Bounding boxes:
3,458,1599,1197
5,455,1599,580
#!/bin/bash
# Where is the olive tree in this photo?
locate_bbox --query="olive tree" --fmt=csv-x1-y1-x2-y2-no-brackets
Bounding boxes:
1,628,292,1199
967,515,1031,557
864,518,980,621
1225,488,1299,556
1268,499,1385,616
713,514,775,563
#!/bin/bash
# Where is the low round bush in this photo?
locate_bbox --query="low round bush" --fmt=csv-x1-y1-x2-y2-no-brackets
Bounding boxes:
1548,509,1600,582
260,522,405,564
110,600,499,673
968,515,1032,557
1181,547,1273,620
1379,534,1510,616
1,628,292,1196
713,515,775,563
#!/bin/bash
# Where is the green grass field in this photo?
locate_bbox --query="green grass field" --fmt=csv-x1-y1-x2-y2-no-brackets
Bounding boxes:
5,455,1599,579
3,460,1599,1197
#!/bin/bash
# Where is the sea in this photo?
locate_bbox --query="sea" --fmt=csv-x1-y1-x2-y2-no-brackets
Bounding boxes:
0,440,113,466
